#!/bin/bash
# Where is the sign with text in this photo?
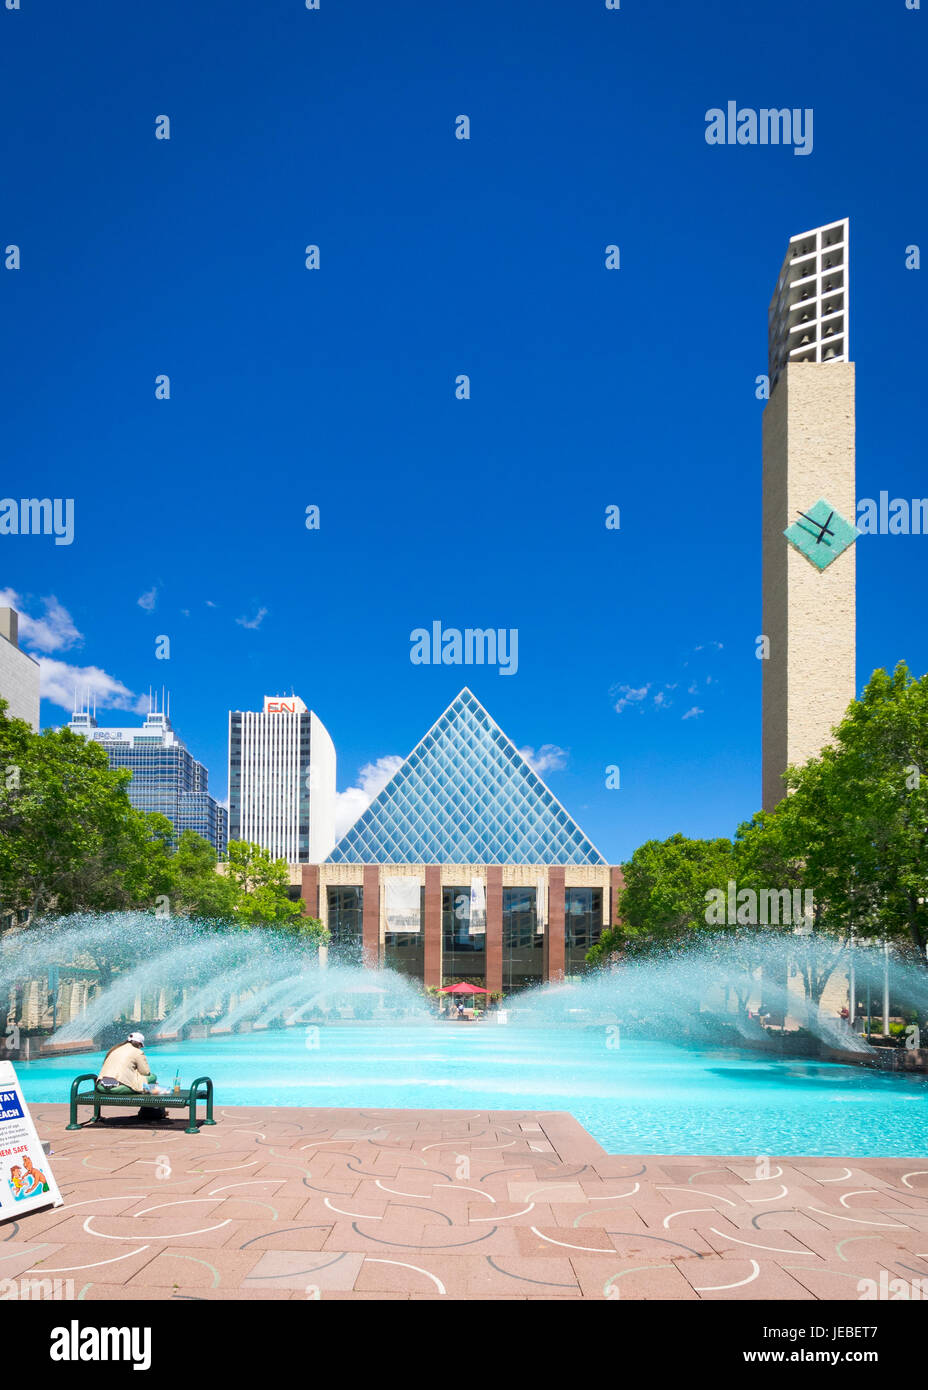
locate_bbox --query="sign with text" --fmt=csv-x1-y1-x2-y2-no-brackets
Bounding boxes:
0,1061,63,1224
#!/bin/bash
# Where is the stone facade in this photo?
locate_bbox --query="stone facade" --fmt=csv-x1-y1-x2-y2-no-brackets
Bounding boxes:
762,361,856,809
290,860,623,986
0,608,40,730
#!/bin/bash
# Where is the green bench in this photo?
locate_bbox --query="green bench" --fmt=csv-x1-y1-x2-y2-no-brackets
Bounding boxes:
66,1073,216,1135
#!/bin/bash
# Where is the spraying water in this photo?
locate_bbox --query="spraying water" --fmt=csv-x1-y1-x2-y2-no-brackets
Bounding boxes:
3,913,926,1057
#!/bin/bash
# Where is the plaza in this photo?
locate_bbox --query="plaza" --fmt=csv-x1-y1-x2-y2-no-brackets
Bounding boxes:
8,1102,928,1302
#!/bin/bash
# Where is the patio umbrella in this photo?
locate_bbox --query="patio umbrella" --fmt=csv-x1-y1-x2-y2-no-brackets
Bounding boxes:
439,982,490,994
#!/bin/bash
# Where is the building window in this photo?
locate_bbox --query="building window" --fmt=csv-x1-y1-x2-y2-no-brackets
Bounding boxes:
384,887,425,980
565,887,603,972
442,886,486,981
502,886,542,991
327,886,363,964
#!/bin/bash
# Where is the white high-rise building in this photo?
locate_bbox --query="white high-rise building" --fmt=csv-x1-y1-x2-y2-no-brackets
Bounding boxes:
228,695,336,863
0,607,40,730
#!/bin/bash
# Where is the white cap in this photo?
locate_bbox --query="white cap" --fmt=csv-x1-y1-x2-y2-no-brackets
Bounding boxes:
127,1031,145,1045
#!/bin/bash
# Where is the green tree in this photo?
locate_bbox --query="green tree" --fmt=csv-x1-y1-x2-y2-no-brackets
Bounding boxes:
167,830,239,921
771,663,928,962
225,839,303,927
587,832,736,964
0,702,146,922
276,913,330,951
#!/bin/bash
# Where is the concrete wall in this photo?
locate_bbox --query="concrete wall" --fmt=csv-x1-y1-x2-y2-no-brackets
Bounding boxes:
762,362,856,809
0,628,40,730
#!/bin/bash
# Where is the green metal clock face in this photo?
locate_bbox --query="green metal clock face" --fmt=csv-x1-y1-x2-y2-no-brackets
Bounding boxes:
784,497,859,571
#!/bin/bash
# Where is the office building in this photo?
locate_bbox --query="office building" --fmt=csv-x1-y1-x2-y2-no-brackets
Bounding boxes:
0,606,40,730
68,699,228,854
228,695,336,863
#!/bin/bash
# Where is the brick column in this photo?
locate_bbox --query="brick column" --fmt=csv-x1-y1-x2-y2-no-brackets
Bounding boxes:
300,865,319,918
485,867,503,995
362,865,380,968
424,866,442,989
609,866,625,928
546,866,565,983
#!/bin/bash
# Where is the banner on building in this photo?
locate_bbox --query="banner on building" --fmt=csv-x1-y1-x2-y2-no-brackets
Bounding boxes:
536,874,547,934
0,1061,63,1225
469,878,486,936
384,876,421,932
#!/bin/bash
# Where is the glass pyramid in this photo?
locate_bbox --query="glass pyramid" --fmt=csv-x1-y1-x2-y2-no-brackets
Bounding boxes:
327,688,607,866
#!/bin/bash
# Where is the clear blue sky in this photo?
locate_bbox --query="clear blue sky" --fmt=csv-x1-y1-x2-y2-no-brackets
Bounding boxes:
1,0,925,862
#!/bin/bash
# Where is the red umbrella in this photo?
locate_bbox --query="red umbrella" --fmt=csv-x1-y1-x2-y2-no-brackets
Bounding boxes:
439,982,490,995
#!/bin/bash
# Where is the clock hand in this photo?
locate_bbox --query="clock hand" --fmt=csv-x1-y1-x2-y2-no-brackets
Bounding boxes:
797,509,835,544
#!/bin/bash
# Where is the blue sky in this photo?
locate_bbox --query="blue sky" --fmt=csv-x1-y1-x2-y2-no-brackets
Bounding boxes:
1,0,925,862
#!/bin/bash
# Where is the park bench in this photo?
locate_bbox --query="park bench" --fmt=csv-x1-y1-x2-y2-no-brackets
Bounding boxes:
66,1073,216,1135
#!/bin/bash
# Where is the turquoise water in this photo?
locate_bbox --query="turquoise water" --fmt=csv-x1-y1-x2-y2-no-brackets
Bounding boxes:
19,1025,928,1156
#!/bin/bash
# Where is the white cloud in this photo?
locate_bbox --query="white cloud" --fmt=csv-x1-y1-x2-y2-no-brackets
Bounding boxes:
137,587,158,612
206,600,218,608
612,683,650,714
0,589,82,654
236,607,268,630
682,706,704,721
334,755,404,839
38,658,149,716
519,743,568,775
653,691,671,709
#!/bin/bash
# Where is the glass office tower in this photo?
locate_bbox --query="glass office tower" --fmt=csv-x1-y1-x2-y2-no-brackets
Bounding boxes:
67,703,228,855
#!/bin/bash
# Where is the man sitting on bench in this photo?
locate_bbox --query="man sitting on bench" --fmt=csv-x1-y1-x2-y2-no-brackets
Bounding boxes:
97,1032,167,1119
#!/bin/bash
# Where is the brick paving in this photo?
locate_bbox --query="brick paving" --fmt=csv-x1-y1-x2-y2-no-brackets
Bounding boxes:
4,1103,928,1300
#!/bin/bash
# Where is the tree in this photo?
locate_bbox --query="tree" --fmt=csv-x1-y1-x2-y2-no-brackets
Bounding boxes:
167,831,239,921
224,840,303,927
276,914,330,951
586,832,736,964
0,702,145,922
768,663,928,964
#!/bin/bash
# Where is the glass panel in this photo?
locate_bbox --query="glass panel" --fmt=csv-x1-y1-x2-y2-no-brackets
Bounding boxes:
327,886,363,966
502,886,542,992
565,887,603,973
327,692,605,866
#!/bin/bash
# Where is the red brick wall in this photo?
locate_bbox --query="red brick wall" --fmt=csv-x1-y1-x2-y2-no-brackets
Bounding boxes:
300,865,319,918
362,865,380,968
546,866,566,982
610,866,626,929
425,866,441,988
486,867,503,995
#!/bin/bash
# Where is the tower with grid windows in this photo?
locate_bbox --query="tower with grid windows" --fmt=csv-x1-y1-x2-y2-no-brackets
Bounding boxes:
762,218,856,810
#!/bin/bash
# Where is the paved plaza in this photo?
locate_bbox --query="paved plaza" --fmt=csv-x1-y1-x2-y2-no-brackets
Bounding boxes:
4,1104,928,1300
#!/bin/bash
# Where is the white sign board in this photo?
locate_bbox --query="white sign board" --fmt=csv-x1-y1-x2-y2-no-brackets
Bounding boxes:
0,1061,63,1224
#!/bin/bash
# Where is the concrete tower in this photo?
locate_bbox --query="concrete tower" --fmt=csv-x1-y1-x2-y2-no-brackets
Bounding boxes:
762,218,856,810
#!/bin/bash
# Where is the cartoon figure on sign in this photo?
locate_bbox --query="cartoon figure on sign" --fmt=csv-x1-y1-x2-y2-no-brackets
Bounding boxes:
19,1154,49,1196
8,1165,26,1201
